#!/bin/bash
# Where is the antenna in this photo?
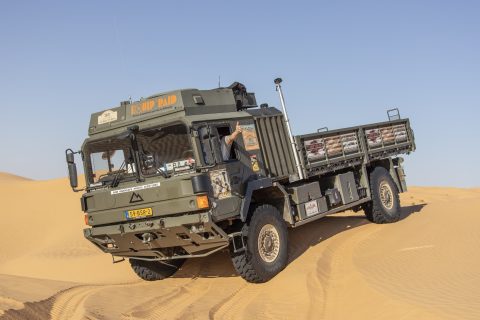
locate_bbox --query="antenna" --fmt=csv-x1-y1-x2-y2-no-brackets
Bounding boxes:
218,75,221,88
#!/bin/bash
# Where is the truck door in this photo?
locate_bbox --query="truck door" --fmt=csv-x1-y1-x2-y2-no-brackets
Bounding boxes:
196,120,265,221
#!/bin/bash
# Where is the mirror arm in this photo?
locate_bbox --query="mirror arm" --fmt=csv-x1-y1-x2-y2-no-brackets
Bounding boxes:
72,186,86,193
129,132,144,182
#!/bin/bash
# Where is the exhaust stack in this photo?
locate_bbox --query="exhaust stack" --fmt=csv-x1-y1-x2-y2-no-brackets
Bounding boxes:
274,78,304,181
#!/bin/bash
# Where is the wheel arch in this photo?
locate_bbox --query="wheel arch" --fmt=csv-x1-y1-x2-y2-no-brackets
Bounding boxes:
368,158,405,193
240,179,294,225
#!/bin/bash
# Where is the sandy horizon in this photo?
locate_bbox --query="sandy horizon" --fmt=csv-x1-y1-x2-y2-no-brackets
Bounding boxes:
0,172,479,319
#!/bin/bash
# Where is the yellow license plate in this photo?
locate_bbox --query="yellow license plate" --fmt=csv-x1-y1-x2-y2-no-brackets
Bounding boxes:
126,207,153,219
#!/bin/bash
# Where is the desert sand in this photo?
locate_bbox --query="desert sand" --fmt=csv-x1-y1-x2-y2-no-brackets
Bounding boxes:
0,172,479,320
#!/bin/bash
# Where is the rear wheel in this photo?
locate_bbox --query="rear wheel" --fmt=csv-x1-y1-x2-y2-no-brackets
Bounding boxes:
129,258,185,281
230,204,288,283
363,167,401,223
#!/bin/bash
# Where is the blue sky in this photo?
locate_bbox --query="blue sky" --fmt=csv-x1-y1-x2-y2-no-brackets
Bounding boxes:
0,1,479,187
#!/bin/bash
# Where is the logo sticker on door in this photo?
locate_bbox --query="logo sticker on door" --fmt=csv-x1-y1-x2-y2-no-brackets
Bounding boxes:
209,169,231,199
250,155,260,172
240,124,260,151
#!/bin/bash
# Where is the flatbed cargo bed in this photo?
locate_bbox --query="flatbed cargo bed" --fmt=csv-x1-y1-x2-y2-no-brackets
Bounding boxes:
296,117,415,177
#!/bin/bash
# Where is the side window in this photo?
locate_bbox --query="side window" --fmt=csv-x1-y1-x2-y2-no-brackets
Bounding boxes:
198,124,238,165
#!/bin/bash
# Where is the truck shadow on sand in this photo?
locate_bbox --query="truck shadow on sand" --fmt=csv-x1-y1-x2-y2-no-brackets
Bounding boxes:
172,203,427,279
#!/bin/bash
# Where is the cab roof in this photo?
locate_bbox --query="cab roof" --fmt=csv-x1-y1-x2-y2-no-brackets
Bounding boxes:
88,85,257,137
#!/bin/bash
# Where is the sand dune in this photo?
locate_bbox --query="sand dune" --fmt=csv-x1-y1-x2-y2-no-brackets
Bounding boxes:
0,173,32,182
0,173,479,319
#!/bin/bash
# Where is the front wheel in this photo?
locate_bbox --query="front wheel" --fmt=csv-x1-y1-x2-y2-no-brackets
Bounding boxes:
363,167,401,224
129,258,185,281
230,204,288,283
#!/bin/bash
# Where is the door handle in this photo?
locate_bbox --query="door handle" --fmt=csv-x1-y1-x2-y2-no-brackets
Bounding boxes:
231,176,241,185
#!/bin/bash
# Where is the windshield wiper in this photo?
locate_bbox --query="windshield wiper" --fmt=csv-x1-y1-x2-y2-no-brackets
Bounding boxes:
110,160,127,187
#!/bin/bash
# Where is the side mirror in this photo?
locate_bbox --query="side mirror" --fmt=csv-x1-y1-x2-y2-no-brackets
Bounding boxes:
65,149,79,190
66,152,75,163
68,162,78,188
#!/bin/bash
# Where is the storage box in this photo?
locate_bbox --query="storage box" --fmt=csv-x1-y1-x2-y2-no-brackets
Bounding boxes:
333,172,359,204
325,188,342,206
290,182,322,204
297,197,328,220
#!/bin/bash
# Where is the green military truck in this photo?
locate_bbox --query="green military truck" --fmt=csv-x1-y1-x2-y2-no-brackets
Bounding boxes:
66,79,415,283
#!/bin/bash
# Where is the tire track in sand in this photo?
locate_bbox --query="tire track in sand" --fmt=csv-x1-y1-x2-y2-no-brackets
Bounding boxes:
49,285,103,320
306,219,442,320
208,284,248,320
208,284,262,320
0,286,95,320
0,283,135,320
305,223,377,319
122,279,212,320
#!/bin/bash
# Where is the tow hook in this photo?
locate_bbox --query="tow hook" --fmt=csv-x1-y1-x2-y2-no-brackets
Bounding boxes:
142,232,157,244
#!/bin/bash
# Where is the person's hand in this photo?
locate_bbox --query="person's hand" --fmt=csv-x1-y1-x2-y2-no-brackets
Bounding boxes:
226,122,243,146
235,121,243,134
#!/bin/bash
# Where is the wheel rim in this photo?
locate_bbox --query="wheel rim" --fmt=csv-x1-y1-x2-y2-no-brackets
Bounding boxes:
379,181,394,210
257,224,280,263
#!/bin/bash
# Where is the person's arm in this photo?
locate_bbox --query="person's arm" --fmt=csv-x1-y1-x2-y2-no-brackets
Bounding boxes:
225,122,243,145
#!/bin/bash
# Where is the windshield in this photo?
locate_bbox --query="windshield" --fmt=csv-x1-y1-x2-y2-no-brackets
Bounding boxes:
84,123,195,186
85,138,136,185
137,123,195,177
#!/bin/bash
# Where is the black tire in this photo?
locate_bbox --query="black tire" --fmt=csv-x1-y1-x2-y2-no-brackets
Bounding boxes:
364,167,401,224
129,258,185,281
230,204,288,283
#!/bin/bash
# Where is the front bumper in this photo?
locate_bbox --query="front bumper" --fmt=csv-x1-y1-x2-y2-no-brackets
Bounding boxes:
83,211,229,260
